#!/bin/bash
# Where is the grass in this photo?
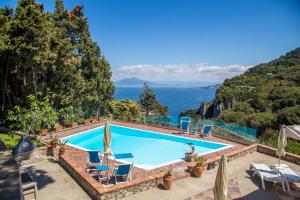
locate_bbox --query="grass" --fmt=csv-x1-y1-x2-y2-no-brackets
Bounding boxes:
0,133,44,150
264,136,300,155
215,126,300,155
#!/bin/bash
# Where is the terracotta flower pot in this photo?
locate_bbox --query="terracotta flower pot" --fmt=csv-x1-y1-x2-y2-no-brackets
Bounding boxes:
59,147,66,155
89,118,97,123
52,126,63,132
193,165,204,178
50,142,57,149
163,176,172,190
71,122,78,128
38,129,48,135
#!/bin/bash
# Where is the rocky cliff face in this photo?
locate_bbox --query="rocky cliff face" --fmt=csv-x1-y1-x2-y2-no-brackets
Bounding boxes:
197,99,234,118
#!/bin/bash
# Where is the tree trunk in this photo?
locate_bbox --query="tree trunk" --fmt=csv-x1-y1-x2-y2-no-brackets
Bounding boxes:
4,62,12,107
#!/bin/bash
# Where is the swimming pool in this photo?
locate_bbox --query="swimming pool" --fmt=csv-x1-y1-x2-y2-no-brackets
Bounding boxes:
61,124,232,170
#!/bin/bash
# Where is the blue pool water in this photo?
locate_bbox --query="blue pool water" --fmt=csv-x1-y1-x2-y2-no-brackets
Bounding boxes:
61,125,230,169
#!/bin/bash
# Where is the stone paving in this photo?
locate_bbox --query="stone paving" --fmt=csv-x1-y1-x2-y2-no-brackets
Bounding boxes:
0,152,21,200
184,178,241,200
23,159,91,200
123,152,300,200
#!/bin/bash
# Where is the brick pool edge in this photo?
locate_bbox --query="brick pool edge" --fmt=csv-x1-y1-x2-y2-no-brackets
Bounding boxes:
58,143,299,200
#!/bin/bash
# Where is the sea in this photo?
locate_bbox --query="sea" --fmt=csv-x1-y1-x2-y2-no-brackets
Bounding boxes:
114,85,219,117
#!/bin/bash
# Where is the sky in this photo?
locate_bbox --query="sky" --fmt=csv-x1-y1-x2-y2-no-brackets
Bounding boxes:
1,0,300,84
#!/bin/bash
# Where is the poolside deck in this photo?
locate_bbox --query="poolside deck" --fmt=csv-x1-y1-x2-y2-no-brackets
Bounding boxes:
19,152,300,200
123,151,300,200
56,121,246,199
9,121,300,200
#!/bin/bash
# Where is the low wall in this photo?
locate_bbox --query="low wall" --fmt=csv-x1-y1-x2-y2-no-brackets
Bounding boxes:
203,144,258,170
257,144,300,165
59,155,163,200
15,147,48,165
59,156,101,199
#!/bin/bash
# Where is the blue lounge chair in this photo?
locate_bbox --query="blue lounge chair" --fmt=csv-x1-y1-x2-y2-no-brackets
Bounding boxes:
200,125,213,137
180,116,191,134
86,151,103,172
113,164,132,184
86,151,110,182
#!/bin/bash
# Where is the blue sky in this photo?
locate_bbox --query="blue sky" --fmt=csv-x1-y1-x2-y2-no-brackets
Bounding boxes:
1,0,300,83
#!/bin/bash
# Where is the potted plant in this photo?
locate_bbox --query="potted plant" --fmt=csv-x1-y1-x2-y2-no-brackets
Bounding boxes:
185,145,196,162
50,137,59,149
193,157,205,178
163,168,172,190
58,140,68,155
70,122,78,128
52,124,63,132
77,118,85,125
84,119,90,125
38,129,48,135
89,118,97,123
97,116,104,121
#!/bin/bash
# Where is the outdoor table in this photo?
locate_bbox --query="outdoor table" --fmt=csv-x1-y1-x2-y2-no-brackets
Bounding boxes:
114,153,134,160
96,164,110,184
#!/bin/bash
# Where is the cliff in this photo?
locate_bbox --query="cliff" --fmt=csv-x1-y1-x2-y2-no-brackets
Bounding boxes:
198,47,300,134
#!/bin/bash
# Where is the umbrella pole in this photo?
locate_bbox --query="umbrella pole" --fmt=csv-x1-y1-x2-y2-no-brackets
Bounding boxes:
277,155,281,173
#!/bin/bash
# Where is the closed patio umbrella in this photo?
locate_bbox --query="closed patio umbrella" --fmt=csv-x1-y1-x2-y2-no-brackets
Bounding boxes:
103,121,112,156
277,125,287,166
213,155,228,200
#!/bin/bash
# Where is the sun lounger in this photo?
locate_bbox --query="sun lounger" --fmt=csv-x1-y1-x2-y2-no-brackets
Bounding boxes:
270,164,300,191
250,163,286,191
180,120,191,134
199,125,213,137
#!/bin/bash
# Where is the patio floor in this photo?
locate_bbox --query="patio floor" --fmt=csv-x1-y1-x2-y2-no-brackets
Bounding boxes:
23,159,91,200
19,151,300,200
123,151,300,200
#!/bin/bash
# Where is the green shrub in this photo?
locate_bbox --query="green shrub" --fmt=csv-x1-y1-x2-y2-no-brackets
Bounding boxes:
108,100,142,121
7,94,58,133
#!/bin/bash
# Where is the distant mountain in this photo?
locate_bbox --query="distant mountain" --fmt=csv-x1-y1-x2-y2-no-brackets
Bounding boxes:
115,77,219,88
156,81,219,88
114,78,159,87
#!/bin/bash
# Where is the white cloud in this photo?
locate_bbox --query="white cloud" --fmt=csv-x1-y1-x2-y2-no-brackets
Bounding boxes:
112,63,252,83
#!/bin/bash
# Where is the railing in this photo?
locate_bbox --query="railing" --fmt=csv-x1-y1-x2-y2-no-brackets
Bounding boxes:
139,116,257,141
214,121,257,142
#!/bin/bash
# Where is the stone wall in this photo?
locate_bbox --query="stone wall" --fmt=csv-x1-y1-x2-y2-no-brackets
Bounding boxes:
59,156,101,199
257,144,300,165
204,144,257,170
15,147,48,165
101,178,162,200
59,155,163,200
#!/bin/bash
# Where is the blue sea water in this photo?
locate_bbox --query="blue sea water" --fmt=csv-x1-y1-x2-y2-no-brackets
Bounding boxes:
114,86,219,116
62,124,229,169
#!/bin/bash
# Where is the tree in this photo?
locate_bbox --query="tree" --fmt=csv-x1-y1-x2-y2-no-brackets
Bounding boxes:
108,100,141,121
139,83,168,116
0,0,115,127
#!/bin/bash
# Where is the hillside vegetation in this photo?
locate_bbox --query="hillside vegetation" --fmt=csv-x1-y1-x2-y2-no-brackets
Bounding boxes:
216,48,300,133
202,47,300,153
